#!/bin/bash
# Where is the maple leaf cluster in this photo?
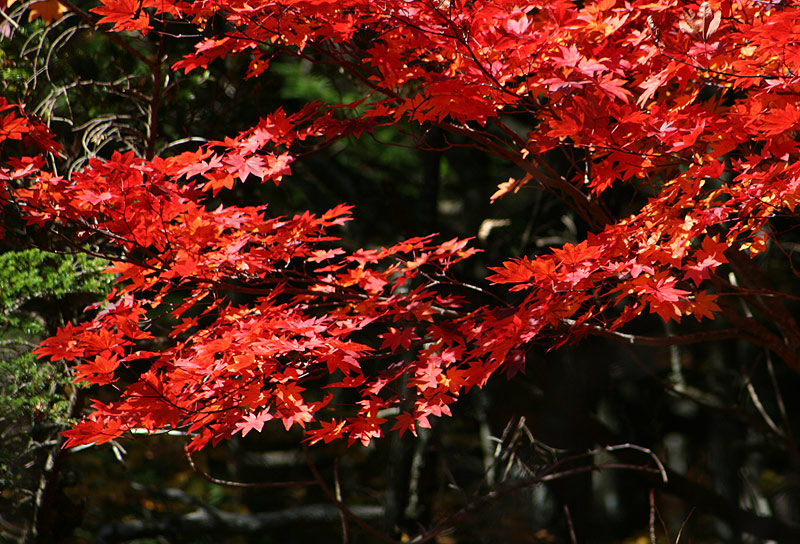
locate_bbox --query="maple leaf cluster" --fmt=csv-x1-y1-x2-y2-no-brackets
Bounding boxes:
3,0,800,450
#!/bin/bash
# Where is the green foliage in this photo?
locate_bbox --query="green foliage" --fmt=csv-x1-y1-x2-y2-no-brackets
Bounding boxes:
0,46,30,102
0,249,114,332
273,59,352,105
0,351,69,418
0,13,46,103
0,248,113,423
0,249,113,532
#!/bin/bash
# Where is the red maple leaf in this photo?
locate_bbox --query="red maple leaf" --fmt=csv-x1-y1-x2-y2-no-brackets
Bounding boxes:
379,327,419,352
91,0,150,32
234,410,274,437
306,419,346,444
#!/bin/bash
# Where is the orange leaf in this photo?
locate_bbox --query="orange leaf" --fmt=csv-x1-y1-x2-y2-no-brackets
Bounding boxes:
28,0,67,22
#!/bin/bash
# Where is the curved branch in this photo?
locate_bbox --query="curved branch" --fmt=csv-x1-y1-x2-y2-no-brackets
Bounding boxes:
185,446,317,488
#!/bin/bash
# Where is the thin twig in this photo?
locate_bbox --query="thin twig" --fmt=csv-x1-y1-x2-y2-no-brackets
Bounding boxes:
0,6,20,29
675,507,695,544
185,446,317,488
564,318,742,347
334,458,350,544
653,495,669,543
766,350,793,441
745,377,783,438
540,463,662,483
564,505,578,544
550,443,668,485
649,489,657,544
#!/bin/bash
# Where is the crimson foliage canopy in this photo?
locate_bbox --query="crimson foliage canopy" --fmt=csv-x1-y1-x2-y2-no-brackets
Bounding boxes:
2,0,800,452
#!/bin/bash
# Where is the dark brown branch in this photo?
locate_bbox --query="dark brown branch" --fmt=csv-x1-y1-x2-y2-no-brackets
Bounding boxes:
572,322,742,346
145,36,165,159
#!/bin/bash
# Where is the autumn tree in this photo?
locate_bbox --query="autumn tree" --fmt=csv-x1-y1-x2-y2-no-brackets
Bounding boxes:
3,0,800,541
